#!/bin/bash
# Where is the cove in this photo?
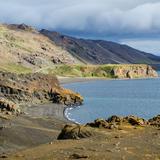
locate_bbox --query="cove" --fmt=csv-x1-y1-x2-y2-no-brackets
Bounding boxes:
63,78,160,124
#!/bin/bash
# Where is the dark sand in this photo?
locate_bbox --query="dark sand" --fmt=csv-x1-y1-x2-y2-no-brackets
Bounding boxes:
0,77,90,155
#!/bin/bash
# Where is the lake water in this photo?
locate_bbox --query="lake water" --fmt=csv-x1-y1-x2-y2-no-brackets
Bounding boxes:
63,77,160,124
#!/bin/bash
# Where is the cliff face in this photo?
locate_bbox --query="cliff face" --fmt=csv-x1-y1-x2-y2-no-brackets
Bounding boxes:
111,65,158,79
0,72,83,115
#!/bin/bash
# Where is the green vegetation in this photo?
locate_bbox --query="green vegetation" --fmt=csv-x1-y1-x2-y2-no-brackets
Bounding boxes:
44,64,119,78
0,63,32,74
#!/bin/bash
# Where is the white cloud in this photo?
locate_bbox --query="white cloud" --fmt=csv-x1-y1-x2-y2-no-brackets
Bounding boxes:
120,38,160,55
0,0,160,36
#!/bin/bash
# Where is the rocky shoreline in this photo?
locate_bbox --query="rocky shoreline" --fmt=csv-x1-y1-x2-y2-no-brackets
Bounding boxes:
1,113,159,160
0,71,160,160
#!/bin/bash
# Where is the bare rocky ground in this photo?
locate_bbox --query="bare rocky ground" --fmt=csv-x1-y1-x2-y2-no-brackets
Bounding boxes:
0,103,69,155
0,110,160,160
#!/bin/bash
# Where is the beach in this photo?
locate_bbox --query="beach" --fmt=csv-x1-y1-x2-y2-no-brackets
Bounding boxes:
0,77,88,155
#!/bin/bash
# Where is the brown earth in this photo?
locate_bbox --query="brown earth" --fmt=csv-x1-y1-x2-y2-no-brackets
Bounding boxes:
1,114,159,160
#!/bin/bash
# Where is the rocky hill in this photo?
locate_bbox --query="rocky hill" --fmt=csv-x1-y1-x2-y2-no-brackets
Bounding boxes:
40,29,160,64
0,24,81,73
0,23,160,75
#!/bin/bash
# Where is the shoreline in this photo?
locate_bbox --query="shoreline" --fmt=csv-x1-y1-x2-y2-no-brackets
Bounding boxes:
58,76,160,124
58,76,160,85
1,76,160,159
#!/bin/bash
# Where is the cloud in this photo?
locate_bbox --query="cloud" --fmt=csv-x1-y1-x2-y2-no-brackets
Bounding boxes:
120,38,160,55
0,0,160,37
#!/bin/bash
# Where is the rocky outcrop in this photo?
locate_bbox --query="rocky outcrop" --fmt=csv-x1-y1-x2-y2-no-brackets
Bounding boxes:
111,65,158,79
58,124,93,140
8,23,38,33
51,89,83,106
87,115,147,129
0,97,20,115
58,115,149,140
148,115,160,127
0,71,83,114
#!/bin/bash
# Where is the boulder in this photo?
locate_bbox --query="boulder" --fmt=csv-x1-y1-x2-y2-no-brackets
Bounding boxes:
148,115,160,127
107,115,123,123
58,124,93,140
123,115,147,126
70,153,89,159
86,119,109,129
0,97,20,115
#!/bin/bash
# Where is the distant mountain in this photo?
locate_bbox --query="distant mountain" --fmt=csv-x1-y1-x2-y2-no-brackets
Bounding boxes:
40,29,160,64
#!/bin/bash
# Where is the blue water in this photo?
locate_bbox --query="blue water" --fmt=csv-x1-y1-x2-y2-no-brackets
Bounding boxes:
63,78,160,124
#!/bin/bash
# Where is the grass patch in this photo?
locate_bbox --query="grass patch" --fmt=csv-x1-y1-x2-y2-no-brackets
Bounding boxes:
0,63,32,74
44,64,119,78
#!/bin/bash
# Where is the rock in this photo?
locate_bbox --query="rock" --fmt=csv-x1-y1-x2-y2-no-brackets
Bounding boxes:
70,153,89,159
0,97,20,115
148,115,160,127
87,115,147,130
8,23,37,32
86,119,109,128
58,124,93,140
124,115,147,126
0,154,8,158
111,65,158,79
51,89,83,106
107,115,123,123
0,71,83,107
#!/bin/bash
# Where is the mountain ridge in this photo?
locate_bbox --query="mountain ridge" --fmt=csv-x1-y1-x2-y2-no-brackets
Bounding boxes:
40,29,160,64
0,23,160,75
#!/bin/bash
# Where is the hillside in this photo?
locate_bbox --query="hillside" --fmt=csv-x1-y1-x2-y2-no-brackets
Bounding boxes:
0,24,80,73
40,29,160,64
0,23,159,75
40,64,158,79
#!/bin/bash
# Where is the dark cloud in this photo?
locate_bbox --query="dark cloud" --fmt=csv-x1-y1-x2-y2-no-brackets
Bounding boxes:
0,0,160,37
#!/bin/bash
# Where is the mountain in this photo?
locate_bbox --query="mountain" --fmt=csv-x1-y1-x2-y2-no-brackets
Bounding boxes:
0,23,160,74
40,29,160,64
0,24,80,73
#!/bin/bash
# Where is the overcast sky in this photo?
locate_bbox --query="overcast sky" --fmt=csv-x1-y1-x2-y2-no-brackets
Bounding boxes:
0,0,160,55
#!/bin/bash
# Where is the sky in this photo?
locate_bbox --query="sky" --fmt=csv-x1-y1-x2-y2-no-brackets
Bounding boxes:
0,0,160,55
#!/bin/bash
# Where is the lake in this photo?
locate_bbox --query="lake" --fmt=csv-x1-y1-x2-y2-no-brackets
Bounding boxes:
63,77,160,124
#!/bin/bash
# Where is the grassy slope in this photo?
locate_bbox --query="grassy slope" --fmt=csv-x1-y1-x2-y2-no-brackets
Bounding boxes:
37,64,155,78
0,24,80,74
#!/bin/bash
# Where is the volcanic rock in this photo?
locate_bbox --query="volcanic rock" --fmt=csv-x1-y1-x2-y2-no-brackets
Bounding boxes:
57,124,93,140
148,115,160,127
0,71,83,107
